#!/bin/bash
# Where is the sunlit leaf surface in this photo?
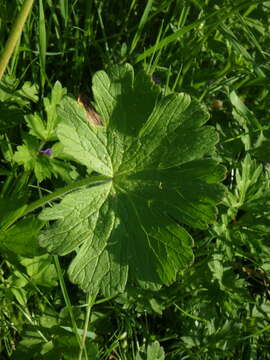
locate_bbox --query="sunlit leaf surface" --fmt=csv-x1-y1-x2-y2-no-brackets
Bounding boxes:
39,64,225,295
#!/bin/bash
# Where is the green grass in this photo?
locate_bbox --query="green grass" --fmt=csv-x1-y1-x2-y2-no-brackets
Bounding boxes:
1,0,270,359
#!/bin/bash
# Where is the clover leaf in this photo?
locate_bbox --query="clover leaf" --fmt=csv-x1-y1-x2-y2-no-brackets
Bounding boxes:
39,64,225,295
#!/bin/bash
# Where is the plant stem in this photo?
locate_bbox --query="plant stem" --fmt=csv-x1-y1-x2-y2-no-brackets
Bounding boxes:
78,292,97,360
0,0,35,81
53,256,83,352
3,174,111,231
25,174,111,216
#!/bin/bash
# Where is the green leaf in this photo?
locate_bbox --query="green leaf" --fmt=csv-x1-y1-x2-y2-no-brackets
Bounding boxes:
13,133,78,183
230,91,262,131
53,335,98,360
43,81,67,140
13,134,52,182
0,76,38,105
20,254,58,287
147,341,165,360
0,216,45,257
136,341,165,360
0,78,38,131
39,64,225,295
25,112,47,140
25,81,67,141
13,134,40,170
10,287,28,306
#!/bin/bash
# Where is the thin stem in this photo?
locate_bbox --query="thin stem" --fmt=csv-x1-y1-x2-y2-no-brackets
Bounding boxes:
53,256,82,350
78,292,97,360
25,174,111,217
2,174,111,231
0,0,35,81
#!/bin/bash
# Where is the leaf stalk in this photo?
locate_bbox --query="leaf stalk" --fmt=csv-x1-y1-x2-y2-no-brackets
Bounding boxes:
25,174,111,217
0,0,35,81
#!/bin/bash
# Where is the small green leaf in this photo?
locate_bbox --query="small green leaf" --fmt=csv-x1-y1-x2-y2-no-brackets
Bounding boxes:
13,133,78,183
43,81,67,140
136,341,165,360
10,287,28,306
13,134,40,171
0,76,38,104
230,91,262,131
39,64,225,295
13,134,52,182
147,341,165,360
53,335,98,360
25,112,47,140
25,81,67,141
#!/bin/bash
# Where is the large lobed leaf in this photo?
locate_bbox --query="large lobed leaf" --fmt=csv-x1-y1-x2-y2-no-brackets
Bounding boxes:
39,64,225,295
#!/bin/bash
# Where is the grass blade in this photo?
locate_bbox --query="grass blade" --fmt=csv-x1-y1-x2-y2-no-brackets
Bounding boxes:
0,0,35,80
129,0,154,56
38,0,47,89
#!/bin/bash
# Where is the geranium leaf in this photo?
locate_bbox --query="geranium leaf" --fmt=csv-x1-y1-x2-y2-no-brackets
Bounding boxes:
39,64,225,295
